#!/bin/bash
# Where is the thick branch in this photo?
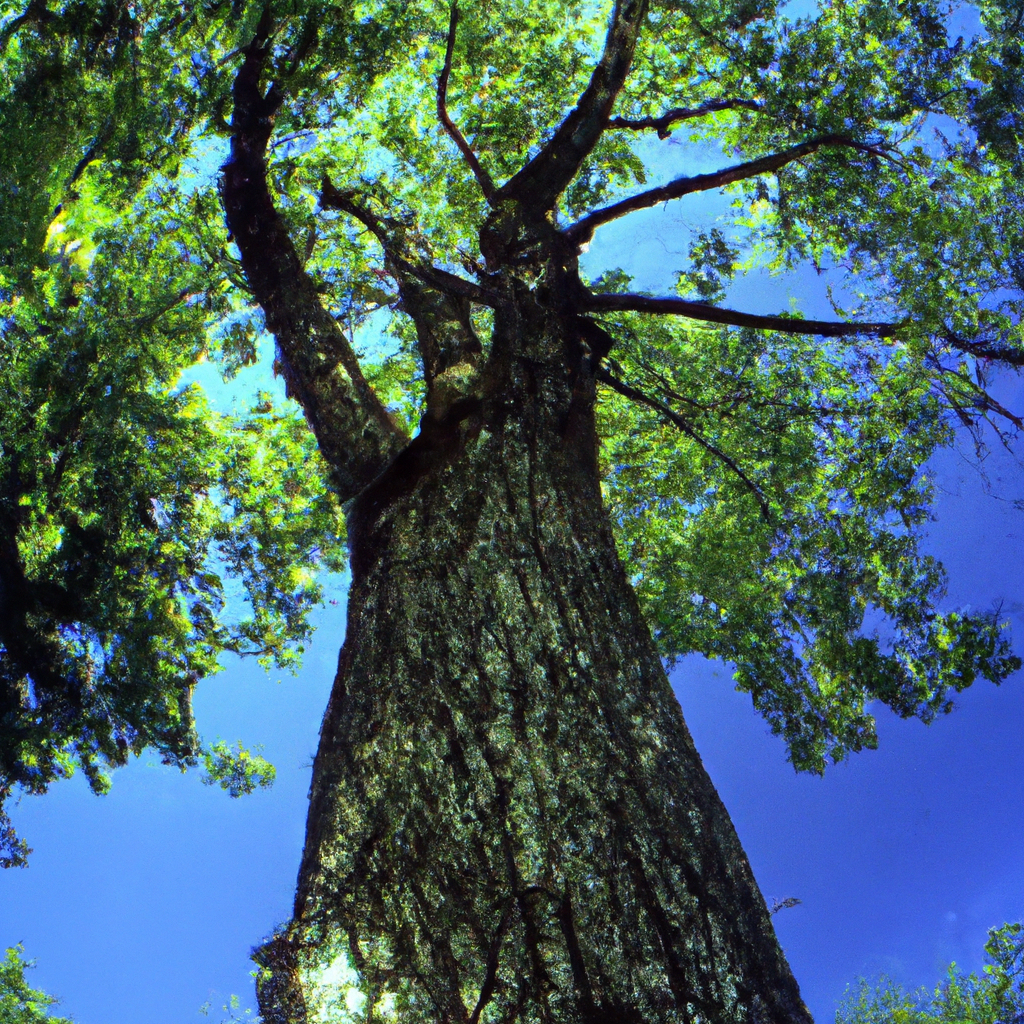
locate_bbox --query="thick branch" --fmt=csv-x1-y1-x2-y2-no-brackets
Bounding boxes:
437,3,496,201
607,98,762,139
944,331,1024,368
221,21,406,502
596,367,772,522
586,292,897,337
0,0,52,51
496,0,648,212
567,135,891,244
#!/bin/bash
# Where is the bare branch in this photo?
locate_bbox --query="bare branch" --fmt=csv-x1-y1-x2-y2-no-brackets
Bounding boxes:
436,3,496,201
566,135,895,244
607,98,762,138
928,354,1024,431
596,366,773,523
769,897,802,915
585,292,898,337
496,0,649,212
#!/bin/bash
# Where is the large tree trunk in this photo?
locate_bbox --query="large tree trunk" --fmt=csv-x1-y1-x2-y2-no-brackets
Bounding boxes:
252,297,814,1024
222,27,812,1021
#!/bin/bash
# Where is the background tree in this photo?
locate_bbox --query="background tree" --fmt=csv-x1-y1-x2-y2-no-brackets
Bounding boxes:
0,0,348,865
2,0,1024,1021
837,923,1024,1024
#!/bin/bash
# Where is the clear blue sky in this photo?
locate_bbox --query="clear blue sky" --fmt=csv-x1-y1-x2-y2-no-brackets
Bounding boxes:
3,47,1023,1024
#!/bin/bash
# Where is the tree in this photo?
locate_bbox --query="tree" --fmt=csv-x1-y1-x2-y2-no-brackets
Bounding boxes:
837,923,1024,1024
1,0,1023,1020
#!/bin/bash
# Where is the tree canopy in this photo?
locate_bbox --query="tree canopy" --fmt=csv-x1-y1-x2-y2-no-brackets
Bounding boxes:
1,0,1022,871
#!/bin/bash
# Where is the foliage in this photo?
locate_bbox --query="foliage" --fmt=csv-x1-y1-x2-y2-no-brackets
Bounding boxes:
1,0,1023,854
218,0,1024,771
837,923,1024,1024
0,946,71,1024
201,740,276,798
598,309,1019,769
0,1,348,864
200,991,260,1023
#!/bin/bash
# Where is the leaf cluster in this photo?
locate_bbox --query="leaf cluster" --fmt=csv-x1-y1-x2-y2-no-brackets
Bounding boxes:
201,739,276,798
838,922,1024,1024
0,945,70,1024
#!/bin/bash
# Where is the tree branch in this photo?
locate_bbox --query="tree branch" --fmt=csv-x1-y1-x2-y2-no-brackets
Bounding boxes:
436,2,496,202
928,347,1024,430
596,366,772,522
319,179,496,306
496,0,649,212
319,179,487,399
0,0,52,51
944,331,1024,369
566,135,894,244
607,98,762,139
221,17,407,503
585,292,897,337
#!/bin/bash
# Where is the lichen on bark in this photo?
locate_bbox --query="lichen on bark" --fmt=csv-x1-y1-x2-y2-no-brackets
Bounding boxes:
250,301,812,1023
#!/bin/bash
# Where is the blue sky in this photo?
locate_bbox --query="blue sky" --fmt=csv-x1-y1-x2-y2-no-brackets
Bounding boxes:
3,29,1024,1022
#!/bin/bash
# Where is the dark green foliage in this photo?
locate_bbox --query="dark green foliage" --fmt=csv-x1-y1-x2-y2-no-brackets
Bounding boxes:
0,203,346,860
0,2,348,864
3,0,1022,1015
217,0,1024,774
675,229,740,304
3,0,1023,846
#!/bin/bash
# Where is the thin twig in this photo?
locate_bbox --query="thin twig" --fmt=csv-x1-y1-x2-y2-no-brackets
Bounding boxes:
596,366,773,523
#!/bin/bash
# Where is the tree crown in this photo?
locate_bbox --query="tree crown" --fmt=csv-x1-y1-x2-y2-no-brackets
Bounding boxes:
1,0,1022,864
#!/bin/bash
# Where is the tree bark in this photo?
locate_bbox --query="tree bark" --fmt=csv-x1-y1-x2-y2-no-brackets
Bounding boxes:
252,290,814,1024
